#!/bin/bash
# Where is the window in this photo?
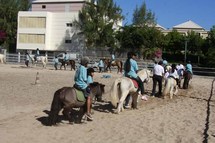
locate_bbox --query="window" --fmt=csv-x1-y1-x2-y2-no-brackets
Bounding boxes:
19,17,46,28
66,23,73,27
42,5,46,9
19,34,45,44
65,40,72,43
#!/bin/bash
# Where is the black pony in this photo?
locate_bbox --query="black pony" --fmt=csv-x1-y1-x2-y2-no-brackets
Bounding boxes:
48,82,105,125
59,59,76,70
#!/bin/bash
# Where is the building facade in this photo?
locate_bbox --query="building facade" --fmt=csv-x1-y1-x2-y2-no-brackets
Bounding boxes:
17,0,122,56
17,0,90,54
157,20,208,38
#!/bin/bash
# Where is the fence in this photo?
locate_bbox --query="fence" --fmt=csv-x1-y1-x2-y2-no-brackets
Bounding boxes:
2,53,215,76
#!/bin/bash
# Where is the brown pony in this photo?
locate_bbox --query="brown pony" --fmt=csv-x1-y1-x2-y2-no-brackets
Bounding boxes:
59,59,76,70
103,59,123,74
183,71,192,89
48,82,105,126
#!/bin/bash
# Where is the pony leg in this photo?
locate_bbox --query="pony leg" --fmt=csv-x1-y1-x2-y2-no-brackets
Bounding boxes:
131,93,138,109
173,85,178,96
169,86,174,99
63,107,74,124
116,92,128,114
78,107,86,123
49,108,61,126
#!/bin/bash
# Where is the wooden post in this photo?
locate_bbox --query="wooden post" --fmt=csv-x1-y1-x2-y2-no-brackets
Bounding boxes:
35,72,40,85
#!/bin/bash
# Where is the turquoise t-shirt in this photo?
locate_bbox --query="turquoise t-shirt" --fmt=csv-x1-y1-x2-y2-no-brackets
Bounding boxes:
186,64,193,74
98,60,104,67
64,54,69,60
87,76,93,84
111,54,115,60
124,59,138,78
53,58,59,64
74,65,88,89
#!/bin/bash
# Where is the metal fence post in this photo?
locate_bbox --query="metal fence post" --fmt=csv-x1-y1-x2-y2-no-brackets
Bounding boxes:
18,52,20,63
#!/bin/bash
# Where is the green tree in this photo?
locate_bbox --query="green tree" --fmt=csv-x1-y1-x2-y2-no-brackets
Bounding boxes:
205,25,215,67
164,30,184,54
115,26,144,53
74,0,123,49
186,31,204,55
132,1,156,26
0,0,30,52
116,25,164,59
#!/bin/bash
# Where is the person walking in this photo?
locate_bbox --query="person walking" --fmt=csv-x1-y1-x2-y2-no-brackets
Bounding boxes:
53,56,59,70
151,60,165,97
98,58,104,73
25,52,30,67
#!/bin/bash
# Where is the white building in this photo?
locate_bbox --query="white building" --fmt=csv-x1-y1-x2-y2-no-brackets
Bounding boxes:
17,0,89,53
172,20,208,38
17,0,122,55
157,20,208,38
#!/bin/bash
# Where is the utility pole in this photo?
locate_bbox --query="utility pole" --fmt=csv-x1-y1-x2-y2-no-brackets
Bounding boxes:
184,39,188,64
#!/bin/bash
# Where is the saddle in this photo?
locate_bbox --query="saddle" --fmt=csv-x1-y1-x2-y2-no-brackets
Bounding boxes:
131,79,138,88
75,89,86,102
73,84,86,102
125,76,138,88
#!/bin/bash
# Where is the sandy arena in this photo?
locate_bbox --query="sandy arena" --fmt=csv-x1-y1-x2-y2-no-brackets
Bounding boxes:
0,64,215,143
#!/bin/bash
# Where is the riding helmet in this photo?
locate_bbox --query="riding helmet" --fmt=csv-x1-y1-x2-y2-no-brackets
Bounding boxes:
81,56,90,65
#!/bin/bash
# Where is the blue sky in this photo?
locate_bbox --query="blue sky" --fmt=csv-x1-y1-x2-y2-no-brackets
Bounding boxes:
113,0,215,30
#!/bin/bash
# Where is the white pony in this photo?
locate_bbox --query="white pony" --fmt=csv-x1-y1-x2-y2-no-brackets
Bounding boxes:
110,69,151,114
162,77,178,99
0,54,6,64
29,55,48,68
163,65,172,85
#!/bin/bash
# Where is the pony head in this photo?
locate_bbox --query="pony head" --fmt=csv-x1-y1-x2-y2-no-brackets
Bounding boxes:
137,69,151,83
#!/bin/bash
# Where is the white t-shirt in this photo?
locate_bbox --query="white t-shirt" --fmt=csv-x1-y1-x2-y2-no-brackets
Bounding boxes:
169,69,179,79
153,64,164,76
177,64,185,70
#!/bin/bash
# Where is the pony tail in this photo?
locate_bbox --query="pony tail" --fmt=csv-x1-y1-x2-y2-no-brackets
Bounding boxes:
163,79,170,97
124,59,131,72
48,88,63,125
110,78,121,107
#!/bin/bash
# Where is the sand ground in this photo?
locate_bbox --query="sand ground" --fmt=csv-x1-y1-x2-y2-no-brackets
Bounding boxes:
0,64,215,143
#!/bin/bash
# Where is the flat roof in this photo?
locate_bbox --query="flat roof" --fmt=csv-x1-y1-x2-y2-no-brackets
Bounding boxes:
33,0,89,3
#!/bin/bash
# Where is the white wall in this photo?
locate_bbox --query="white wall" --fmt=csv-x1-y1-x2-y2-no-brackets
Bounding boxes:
17,11,80,52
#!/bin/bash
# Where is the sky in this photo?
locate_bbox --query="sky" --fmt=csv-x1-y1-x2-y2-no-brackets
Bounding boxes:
113,0,215,30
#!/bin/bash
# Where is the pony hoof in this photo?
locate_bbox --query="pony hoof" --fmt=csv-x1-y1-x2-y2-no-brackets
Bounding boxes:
69,122,74,125
114,111,120,114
